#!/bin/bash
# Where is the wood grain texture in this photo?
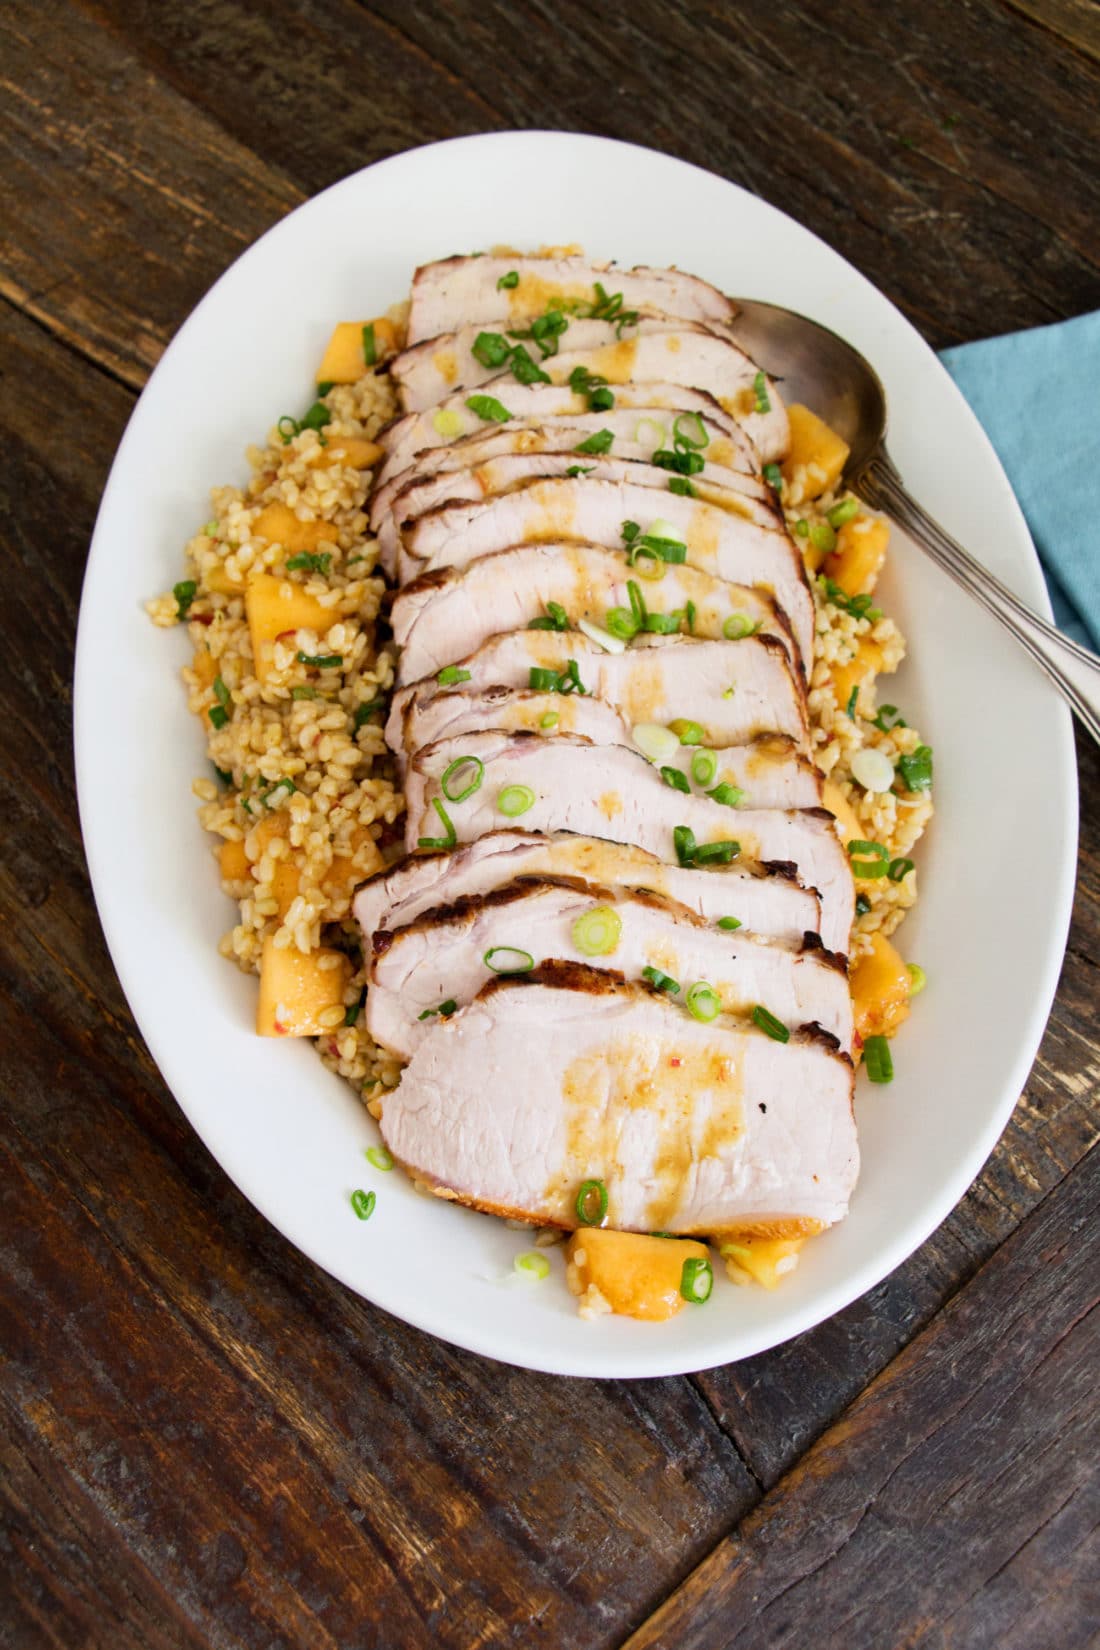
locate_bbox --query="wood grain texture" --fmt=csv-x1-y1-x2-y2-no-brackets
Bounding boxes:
2,0,1098,1643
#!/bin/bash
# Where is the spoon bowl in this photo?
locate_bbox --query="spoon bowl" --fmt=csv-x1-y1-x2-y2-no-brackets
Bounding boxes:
728,298,1100,743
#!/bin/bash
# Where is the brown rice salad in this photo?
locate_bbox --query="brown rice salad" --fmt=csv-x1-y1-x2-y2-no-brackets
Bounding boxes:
148,309,931,1132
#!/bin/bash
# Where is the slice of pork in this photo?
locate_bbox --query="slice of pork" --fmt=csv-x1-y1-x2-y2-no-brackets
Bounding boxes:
404,732,853,950
387,632,809,751
398,480,813,665
367,877,852,1061
379,961,859,1234
353,830,821,947
395,686,631,770
406,256,738,343
392,543,792,683
375,383,758,489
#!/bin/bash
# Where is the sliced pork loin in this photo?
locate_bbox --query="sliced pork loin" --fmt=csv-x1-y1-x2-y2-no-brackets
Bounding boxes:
353,830,821,947
370,409,756,535
379,961,859,1234
375,383,758,489
392,544,793,683
398,479,814,666
387,632,809,751
404,732,853,950
406,256,738,344
367,876,852,1061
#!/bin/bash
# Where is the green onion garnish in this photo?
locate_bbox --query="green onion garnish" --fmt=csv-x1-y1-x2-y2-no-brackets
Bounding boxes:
818,577,882,623
605,607,639,641
621,520,640,544
762,462,783,491
888,857,915,882
418,998,457,1020
350,1189,376,1221
686,982,721,1023
896,745,933,792
684,600,696,633
213,765,232,786
208,705,229,730
514,1250,551,1280
353,698,384,726
668,477,696,496
589,385,615,412
362,324,377,366
907,963,927,995
628,534,687,566
316,382,334,397
566,465,594,478
285,551,332,575
642,611,681,635
723,613,758,639
673,412,709,450
509,344,551,385
707,783,744,809
794,518,809,537
691,749,717,786
296,651,343,668
669,719,705,746
366,1145,394,1171
642,965,680,993
679,1256,713,1303
298,401,331,435
259,777,296,807
441,755,484,802
497,270,520,290
418,796,457,850
864,1034,894,1083
483,946,535,973
574,428,614,455
827,497,860,528
527,600,569,632
472,330,512,368
437,665,472,686
571,905,623,957
673,825,696,867
872,704,906,732
345,991,365,1026
752,371,771,415
539,712,559,729
855,893,871,916
752,1004,790,1043
627,580,647,628
652,447,705,476
810,522,837,555
575,1178,608,1226
497,784,535,817
693,841,740,865
848,839,890,879
661,765,691,794
174,580,197,619
466,393,514,424
529,667,560,692
277,415,299,443
717,916,741,931
213,675,231,709
846,684,859,720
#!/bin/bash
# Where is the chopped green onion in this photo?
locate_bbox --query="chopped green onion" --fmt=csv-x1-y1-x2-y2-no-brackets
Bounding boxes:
286,551,332,575
566,465,594,478
529,309,569,357
296,651,343,668
441,755,484,803
316,381,334,397
684,601,696,633
497,270,520,290
298,401,331,436
344,991,365,1026
213,765,232,786
577,617,624,653
896,745,933,793
574,428,614,455
752,1004,790,1043
707,783,744,809
277,415,300,443
466,393,514,424
472,330,512,368
643,965,680,993
673,412,709,450
642,611,682,635
525,600,570,632
213,675,231,709
872,704,907,732
762,462,783,491
366,1145,394,1171
497,784,535,817
418,796,457,850
827,497,860,528
723,613,758,640
509,344,551,385
680,1256,713,1303
208,705,229,730
418,998,457,1020
855,894,871,916
691,749,717,787
621,520,640,544
668,476,696,496
669,719,705,746
631,534,687,565
589,386,615,412
632,722,680,764
562,658,588,695
693,840,740,865
529,667,560,692
361,324,377,366
752,371,771,415
575,1178,608,1226
660,766,691,794
627,580,647,628
514,1250,550,1280
673,825,697,867
174,580,197,619
353,698,384,726
350,1189,376,1221
605,606,639,641
864,1034,894,1083
631,546,667,580
652,447,705,476
571,904,623,957
203,521,219,536
686,981,721,1023
811,522,837,556
846,684,859,720
794,518,809,537
907,963,927,995
437,665,472,686
259,777,296,807
848,839,890,879
539,711,559,729
483,946,535,973
433,408,467,437
888,857,915,882
717,916,741,931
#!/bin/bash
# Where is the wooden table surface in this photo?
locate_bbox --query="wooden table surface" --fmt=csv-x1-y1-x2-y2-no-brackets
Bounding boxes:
3,2,1099,1644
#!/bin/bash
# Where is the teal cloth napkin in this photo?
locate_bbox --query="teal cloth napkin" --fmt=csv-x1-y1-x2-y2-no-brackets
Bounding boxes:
939,310,1100,651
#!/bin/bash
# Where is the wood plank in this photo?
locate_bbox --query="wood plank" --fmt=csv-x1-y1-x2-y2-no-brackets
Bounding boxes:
625,1142,1100,1650
999,0,1100,65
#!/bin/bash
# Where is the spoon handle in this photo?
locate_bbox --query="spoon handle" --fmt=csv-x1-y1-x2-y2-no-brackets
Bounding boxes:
859,450,1100,746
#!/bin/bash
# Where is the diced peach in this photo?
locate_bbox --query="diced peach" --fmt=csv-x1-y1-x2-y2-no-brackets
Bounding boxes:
783,403,850,499
257,938,350,1037
719,1234,808,1289
324,826,384,903
850,931,912,1043
204,563,246,596
830,638,887,718
252,502,335,555
824,515,890,597
312,435,384,471
245,573,335,681
191,647,218,689
566,1228,711,1322
821,779,864,847
218,839,249,881
316,318,398,384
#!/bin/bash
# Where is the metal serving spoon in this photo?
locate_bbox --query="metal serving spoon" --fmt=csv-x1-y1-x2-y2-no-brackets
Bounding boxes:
729,300,1100,745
